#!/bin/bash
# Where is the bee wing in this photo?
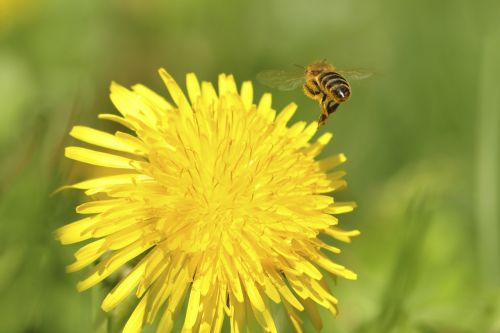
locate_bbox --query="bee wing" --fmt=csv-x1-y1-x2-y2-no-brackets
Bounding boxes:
337,69,373,80
256,69,305,91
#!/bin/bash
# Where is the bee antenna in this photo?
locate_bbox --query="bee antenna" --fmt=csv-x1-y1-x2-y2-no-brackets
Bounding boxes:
293,63,305,69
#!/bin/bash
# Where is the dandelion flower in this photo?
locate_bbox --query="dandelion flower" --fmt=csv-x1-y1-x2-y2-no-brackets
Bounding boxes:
56,68,359,333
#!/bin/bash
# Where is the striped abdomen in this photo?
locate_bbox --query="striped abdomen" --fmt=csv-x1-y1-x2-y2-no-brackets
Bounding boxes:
317,71,351,103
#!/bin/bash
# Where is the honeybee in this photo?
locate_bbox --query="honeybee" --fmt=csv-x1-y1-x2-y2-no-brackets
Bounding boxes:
257,60,371,127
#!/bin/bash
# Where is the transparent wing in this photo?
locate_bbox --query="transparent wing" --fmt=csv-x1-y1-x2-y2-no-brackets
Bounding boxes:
256,69,305,91
337,69,373,80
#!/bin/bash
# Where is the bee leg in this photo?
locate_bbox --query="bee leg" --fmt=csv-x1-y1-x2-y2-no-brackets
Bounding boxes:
317,95,329,127
303,80,322,100
326,101,340,114
318,113,328,127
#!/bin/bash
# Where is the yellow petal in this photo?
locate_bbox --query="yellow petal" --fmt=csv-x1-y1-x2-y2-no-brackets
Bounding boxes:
293,122,317,148
158,68,193,115
310,279,338,304
225,74,238,94
110,83,147,122
241,276,265,312
77,237,156,291
70,126,144,155
65,146,137,169
226,268,244,303
157,269,190,333
212,291,226,333
325,201,357,214
65,174,151,191
184,283,201,329
55,217,95,244
98,113,136,131
101,257,148,311
312,253,358,280
317,132,333,145
268,271,304,311
249,301,277,333
240,81,253,111
318,153,346,171
115,131,148,155
275,102,297,128
257,93,275,123
229,294,246,333
304,132,333,157
131,83,173,111
262,276,281,303
294,257,323,280
326,170,347,181
324,227,361,242
218,73,229,97
67,239,107,272
137,249,168,298
328,179,348,192
283,301,304,333
186,73,201,105
76,198,126,214
302,298,323,332
123,292,149,333
201,81,218,105
157,310,174,333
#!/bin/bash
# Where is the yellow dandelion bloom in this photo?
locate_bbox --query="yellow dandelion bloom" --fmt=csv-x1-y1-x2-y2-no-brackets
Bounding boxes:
56,68,359,333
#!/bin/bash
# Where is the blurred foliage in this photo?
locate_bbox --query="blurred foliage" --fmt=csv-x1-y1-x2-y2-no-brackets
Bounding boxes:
1,0,499,332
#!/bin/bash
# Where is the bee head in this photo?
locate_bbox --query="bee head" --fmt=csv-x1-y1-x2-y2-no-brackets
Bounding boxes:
306,61,335,76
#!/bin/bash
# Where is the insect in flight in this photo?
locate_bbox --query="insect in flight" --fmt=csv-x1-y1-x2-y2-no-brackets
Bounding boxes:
257,60,371,127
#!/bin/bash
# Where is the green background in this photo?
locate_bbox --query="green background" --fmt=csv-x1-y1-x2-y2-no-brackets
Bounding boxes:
1,0,499,332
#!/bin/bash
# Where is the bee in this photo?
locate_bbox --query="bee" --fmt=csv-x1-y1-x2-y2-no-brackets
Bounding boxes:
257,60,371,127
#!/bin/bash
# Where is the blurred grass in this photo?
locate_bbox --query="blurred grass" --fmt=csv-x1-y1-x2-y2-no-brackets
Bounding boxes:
1,0,499,332
476,33,500,289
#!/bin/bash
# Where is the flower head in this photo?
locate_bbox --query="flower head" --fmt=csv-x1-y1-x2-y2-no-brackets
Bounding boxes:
56,69,359,333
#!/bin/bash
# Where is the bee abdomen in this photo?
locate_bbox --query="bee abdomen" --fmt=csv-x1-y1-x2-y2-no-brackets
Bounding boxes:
318,71,349,91
317,71,351,102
